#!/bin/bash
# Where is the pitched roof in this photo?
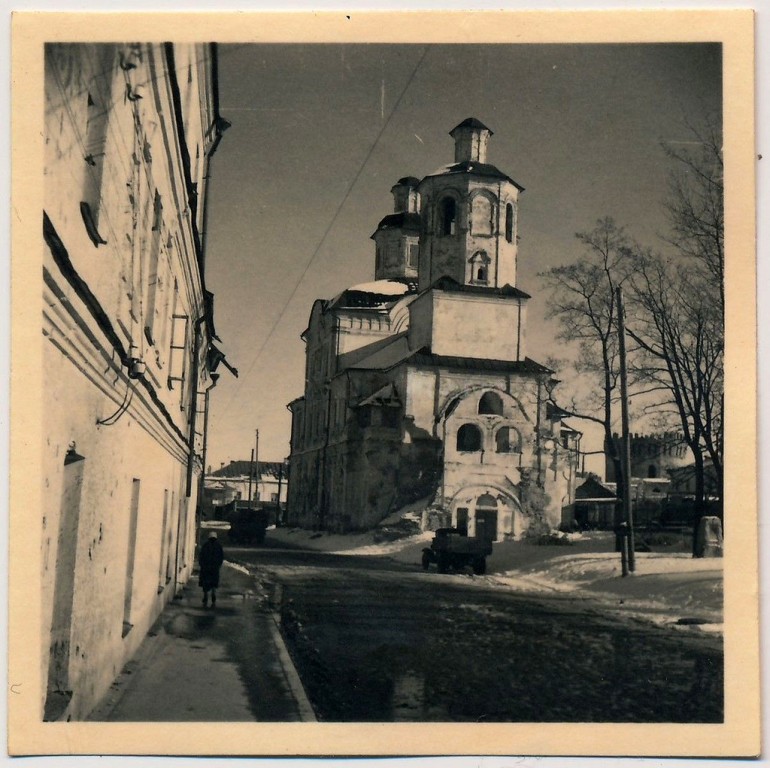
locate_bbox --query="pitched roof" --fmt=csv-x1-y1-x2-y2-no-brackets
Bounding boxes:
356,382,402,408
211,460,288,479
575,477,617,501
371,212,421,238
405,350,553,375
345,333,413,371
339,331,410,370
450,117,493,135
343,329,552,375
431,275,531,299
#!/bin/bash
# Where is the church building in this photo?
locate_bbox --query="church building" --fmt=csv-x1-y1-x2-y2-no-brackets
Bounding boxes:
287,119,580,538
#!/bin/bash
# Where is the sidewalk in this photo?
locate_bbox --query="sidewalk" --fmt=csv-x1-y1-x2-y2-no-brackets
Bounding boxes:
87,563,315,722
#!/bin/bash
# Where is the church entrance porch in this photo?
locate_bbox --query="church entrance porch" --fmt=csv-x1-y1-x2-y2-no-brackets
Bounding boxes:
448,487,524,541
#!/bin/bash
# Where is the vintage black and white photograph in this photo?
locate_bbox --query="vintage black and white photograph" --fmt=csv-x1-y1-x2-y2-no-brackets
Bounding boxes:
10,9,759,758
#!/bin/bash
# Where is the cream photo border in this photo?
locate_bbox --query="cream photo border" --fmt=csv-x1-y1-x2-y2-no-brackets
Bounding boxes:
9,9,758,757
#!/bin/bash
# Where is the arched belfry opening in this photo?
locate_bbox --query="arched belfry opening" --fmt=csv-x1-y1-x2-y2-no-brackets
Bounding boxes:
478,391,503,415
439,197,457,236
456,423,482,452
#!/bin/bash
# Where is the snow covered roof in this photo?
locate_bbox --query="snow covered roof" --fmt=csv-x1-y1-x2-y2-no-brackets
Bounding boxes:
330,279,418,309
348,280,412,296
421,160,524,191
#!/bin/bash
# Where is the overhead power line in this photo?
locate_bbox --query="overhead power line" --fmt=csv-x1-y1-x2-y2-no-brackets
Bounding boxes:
217,45,430,418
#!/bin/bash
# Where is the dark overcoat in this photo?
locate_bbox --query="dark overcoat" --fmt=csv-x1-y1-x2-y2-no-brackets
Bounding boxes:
198,536,224,590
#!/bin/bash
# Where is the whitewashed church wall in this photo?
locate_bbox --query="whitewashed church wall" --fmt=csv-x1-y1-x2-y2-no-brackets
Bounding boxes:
429,292,524,361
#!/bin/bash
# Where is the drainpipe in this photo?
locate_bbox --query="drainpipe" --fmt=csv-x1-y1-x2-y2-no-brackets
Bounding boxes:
175,315,205,597
196,374,218,525
172,492,184,598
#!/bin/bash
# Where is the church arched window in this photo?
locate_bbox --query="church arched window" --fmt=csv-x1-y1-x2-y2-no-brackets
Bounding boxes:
470,251,490,284
495,426,521,453
456,423,482,452
470,194,494,236
505,203,514,243
478,391,503,415
439,197,457,236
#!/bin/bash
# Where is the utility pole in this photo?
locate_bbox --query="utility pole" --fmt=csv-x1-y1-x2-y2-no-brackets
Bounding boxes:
276,460,284,526
247,448,255,506
616,286,635,574
254,429,260,503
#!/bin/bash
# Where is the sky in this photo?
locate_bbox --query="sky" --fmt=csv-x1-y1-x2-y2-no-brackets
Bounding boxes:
203,42,722,471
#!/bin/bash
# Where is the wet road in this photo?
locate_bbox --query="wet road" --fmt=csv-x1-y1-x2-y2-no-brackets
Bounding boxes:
233,544,723,723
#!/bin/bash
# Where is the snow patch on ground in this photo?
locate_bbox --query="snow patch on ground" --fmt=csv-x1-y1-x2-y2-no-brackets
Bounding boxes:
224,561,252,575
330,531,433,556
265,527,723,631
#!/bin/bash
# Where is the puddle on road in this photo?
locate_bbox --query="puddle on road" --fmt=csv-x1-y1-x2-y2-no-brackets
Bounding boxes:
390,669,447,721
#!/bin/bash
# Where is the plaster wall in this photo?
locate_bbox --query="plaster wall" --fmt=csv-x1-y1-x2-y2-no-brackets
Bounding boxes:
429,292,524,361
41,42,214,721
42,338,195,721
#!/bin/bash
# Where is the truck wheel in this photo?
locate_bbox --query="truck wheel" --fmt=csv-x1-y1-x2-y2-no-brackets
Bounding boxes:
421,551,431,570
472,558,487,575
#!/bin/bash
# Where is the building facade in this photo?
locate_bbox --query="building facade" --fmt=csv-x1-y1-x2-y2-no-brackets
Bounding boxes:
287,119,581,538
202,460,289,517
605,432,691,482
41,43,230,720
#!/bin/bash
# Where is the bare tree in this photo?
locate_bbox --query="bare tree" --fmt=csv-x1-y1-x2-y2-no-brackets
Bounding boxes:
661,116,724,315
626,253,723,523
539,218,636,546
626,118,724,535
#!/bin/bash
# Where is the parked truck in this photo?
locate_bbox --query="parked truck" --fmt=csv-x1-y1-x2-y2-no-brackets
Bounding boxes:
422,527,493,574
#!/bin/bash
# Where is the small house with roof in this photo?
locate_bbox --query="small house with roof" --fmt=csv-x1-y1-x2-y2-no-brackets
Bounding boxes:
287,119,581,537
202,460,288,518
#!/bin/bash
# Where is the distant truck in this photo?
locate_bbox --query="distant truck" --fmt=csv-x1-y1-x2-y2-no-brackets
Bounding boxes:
422,528,493,574
221,502,269,545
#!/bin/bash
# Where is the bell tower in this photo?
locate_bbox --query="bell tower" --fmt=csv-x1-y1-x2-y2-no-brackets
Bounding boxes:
417,118,523,292
371,176,421,281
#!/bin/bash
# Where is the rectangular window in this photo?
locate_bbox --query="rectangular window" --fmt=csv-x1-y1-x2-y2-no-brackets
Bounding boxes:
122,479,141,637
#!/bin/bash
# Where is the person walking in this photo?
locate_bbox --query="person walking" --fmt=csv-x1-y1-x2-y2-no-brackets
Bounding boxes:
198,532,224,608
